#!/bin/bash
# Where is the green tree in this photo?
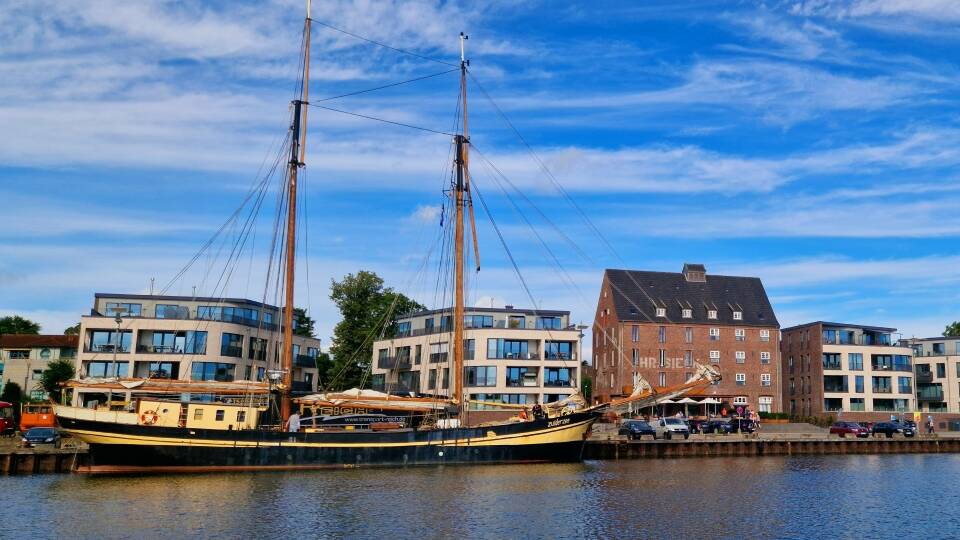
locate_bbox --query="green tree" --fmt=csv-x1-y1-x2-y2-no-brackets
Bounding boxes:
41,359,75,402
64,323,81,335
0,381,23,404
580,376,592,402
944,321,960,337
0,315,41,335
293,308,316,338
327,271,425,389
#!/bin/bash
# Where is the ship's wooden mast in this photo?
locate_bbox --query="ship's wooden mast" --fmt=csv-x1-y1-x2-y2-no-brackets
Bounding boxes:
453,33,469,415
281,0,312,423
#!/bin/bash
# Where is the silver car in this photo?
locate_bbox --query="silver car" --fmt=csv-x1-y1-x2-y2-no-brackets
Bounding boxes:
655,417,691,440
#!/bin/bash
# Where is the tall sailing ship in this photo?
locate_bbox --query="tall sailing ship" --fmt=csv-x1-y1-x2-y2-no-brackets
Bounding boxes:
54,2,720,473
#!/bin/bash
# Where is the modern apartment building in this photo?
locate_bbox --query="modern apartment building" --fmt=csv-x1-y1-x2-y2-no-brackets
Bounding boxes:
902,336,960,414
781,322,914,418
592,264,781,413
0,335,78,400
369,306,582,407
76,293,321,393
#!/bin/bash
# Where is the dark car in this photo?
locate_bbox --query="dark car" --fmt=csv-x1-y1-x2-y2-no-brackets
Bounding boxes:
728,418,756,434
830,422,870,438
872,422,915,438
618,420,657,441
21,427,61,448
619,420,656,440
702,419,734,434
687,419,705,434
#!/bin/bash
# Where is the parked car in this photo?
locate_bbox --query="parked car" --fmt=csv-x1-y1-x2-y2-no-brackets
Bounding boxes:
894,421,917,437
21,427,61,448
872,422,916,438
702,419,734,434
830,422,870,438
687,419,705,434
619,420,656,440
655,417,690,440
728,418,756,434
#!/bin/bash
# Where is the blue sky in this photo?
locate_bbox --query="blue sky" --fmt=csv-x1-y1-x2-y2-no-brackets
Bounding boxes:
1,0,959,354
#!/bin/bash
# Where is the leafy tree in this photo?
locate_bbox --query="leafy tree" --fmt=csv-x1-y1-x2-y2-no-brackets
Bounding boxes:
0,381,23,404
293,308,316,338
64,323,81,335
0,315,41,335
41,359,75,402
944,321,960,337
580,376,592,402
328,271,425,389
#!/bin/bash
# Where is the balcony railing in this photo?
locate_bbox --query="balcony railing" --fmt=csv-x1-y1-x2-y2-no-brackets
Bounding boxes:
377,356,412,370
824,385,849,393
871,364,913,372
294,354,317,368
917,387,945,401
506,379,540,388
916,371,934,384
823,335,895,346
220,346,243,358
543,380,574,387
85,344,129,353
872,386,893,394
545,352,576,361
490,352,540,360
429,353,448,363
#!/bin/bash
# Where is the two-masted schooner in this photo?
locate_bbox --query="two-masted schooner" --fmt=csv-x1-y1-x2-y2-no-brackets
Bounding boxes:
54,2,720,473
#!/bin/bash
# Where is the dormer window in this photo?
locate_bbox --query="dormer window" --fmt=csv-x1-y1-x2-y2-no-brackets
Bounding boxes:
656,307,666,317
707,309,717,320
733,311,743,320
682,308,692,318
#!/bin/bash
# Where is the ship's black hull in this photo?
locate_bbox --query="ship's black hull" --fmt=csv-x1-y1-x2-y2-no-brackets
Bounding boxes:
59,410,600,473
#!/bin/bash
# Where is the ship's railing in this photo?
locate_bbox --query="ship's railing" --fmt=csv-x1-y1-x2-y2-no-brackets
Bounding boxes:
55,406,139,425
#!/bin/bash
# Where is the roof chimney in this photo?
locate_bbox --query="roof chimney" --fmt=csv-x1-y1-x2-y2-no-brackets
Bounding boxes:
682,263,706,282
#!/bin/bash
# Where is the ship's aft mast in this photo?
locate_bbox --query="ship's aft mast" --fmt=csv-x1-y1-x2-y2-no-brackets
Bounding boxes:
453,32,472,418
281,0,312,424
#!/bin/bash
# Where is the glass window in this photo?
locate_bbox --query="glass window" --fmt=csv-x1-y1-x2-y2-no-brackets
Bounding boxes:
709,328,720,341
854,375,864,393
684,327,693,344
822,353,841,370
760,374,771,386
735,329,745,341
735,373,746,385
655,308,666,318
506,367,538,387
848,353,863,370
191,362,236,382
488,339,529,359
397,321,411,336
215,410,225,421
465,366,497,387
9,350,29,359
105,302,142,317
937,363,946,378
707,310,717,319
733,311,743,320
659,349,666,368
221,333,243,358
248,337,268,360
88,330,132,353
194,409,203,420
760,351,771,364
658,326,666,343
85,361,128,378
536,317,562,330
682,309,692,319
464,315,494,328
508,316,526,329
760,330,770,342
658,372,666,386
631,325,639,342
430,342,449,363
684,350,693,367
898,376,912,394
156,304,188,319
736,351,746,363
544,368,571,387
631,349,639,366
709,350,720,362
544,341,572,360
849,398,865,411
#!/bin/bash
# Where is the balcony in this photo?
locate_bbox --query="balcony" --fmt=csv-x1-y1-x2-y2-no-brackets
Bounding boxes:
377,356,412,370
872,386,893,394
915,371,934,384
429,352,448,363
220,346,243,358
136,344,188,354
491,352,540,360
85,344,129,353
917,386,945,402
544,380,574,388
544,352,576,361
294,354,317,368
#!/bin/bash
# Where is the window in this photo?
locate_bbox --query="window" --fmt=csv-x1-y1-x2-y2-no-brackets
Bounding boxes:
760,373,771,386
248,337,268,360
760,351,771,364
397,321,411,336
256,367,265,382
709,328,720,341
38,348,51,359
243,365,252,381
191,362,236,382
872,376,892,393
684,327,693,344
682,308,692,319
442,368,450,389
758,396,773,412
659,349,666,368
85,361,129,378
544,341,573,360
506,367,538,387
631,349,639,367
198,306,260,325
464,315,494,328
465,366,497,387
658,326,666,343
735,373,746,386
415,344,422,365
9,350,29,359
31,369,42,380
220,333,243,358
938,363,946,378
536,317,562,330
760,330,770,342
215,410,225,421
463,340,475,361
855,375,864,393
544,368,571,387
735,329,745,341
658,372,666,386
707,309,717,320
933,342,946,355
194,409,203,420
431,342,449,362
236,411,246,423
156,304,188,319
733,396,748,405
709,350,720,363
684,350,693,368
849,398,865,411
105,302,142,317
428,369,437,390
631,325,639,342
733,311,743,320
898,376,912,394
848,353,863,371
88,330,132,353
735,351,746,363
656,307,666,318
508,316,526,329
872,354,912,372
488,339,529,359
424,318,435,331
822,353,841,370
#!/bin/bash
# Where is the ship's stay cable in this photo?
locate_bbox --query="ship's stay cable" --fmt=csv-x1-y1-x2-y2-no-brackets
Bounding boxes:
313,68,459,102
310,19,458,67
306,102,454,136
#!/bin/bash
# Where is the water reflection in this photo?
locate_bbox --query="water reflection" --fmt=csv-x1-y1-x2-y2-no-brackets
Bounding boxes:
3,455,959,539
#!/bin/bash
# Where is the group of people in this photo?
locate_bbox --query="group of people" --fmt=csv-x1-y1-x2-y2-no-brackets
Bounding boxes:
517,403,547,421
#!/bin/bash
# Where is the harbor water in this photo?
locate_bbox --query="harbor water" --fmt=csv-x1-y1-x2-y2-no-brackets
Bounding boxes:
3,454,958,539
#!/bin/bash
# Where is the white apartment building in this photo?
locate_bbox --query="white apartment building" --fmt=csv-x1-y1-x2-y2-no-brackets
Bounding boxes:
76,293,320,393
370,306,582,407
903,336,960,414
0,335,78,400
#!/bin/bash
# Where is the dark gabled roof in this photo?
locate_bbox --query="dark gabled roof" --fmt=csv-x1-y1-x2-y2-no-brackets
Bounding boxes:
604,269,779,327
0,334,78,349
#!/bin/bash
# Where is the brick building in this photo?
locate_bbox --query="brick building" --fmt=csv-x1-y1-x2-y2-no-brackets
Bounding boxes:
593,264,781,413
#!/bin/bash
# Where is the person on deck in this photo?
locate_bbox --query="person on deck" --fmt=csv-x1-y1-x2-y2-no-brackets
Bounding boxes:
287,411,301,433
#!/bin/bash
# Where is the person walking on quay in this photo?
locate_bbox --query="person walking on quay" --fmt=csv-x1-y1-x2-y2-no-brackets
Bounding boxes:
927,416,935,436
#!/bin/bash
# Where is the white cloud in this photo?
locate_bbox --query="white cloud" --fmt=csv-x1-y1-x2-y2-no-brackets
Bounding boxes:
408,204,442,223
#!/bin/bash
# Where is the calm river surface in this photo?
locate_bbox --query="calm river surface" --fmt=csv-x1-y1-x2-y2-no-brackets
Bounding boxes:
3,454,958,539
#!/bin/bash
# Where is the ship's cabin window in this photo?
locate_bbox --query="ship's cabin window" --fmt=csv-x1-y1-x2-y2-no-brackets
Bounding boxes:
194,409,203,420
215,410,225,421
236,411,246,423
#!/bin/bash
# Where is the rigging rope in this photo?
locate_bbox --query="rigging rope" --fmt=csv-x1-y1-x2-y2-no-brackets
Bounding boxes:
313,68,459,102
310,19,458,67
306,102,455,136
